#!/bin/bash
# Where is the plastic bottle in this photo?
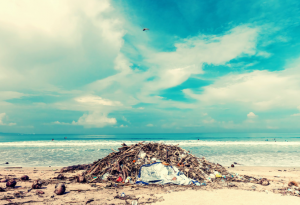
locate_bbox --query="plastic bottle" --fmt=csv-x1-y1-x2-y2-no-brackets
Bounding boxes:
125,177,131,183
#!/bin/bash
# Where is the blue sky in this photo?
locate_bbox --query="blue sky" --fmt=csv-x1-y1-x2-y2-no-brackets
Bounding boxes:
1,0,300,134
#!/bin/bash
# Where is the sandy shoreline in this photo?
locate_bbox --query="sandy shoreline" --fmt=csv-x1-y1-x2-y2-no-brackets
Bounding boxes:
1,166,300,204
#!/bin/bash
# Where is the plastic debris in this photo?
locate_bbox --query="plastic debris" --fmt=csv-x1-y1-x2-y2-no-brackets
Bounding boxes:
125,177,131,183
136,163,199,185
116,176,123,182
101,173,109,180
138,150,147,159
215,173,222,178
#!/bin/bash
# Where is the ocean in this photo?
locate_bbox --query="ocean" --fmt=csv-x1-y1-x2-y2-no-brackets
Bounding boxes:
1,133,300,167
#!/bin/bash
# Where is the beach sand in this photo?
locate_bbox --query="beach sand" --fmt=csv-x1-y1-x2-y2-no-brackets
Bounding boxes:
0,166,300,204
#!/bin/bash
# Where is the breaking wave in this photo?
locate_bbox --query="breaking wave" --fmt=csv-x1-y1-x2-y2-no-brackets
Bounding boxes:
0,140,299,147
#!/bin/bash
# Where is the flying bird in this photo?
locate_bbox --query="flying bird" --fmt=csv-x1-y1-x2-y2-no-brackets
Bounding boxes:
143,28,150,31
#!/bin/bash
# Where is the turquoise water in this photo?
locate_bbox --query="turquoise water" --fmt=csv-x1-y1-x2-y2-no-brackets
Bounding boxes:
0,133,300,167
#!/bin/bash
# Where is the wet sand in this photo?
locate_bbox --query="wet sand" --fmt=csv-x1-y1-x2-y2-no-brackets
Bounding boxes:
0,166,300,204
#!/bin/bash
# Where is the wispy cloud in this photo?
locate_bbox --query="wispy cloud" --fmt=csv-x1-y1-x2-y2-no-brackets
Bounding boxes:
184,65,300,111
0,113,16,126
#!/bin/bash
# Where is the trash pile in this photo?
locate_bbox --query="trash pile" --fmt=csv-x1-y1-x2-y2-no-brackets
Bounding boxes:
79,142,263,185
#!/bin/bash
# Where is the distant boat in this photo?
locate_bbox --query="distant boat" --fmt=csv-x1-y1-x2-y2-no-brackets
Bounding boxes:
64,137,67,139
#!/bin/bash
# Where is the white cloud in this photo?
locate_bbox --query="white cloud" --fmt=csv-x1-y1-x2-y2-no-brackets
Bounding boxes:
247,112,257,118
0,113,16,126
0,0,127,129
184,65,300,111
0,0,124,92
140,26,259,98
88,25,260,109
149,25,258,67
71,112,117,128
146,124,154,127
120,124,128,128
53,94,124,128
75,96,122,106
50,121,70,125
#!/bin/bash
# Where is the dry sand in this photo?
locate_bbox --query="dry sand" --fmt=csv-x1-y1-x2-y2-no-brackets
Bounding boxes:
0,166,300,205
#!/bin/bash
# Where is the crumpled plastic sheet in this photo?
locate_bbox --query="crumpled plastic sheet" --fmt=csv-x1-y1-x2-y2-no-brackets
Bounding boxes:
136,162,199,185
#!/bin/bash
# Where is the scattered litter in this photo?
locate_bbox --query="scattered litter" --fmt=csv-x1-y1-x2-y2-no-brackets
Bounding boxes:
125,176,131,183
36,190,44,195
215,173,222,178
6,180,16,188
288,181,299,187
257,178,269,186
101,173,109,180
32,180,43,189
76,174,86,183
116,176,123,182
21,175,29,181
54,183,66,195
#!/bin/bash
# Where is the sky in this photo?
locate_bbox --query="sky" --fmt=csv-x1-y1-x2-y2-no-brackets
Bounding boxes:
1,0,300,134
